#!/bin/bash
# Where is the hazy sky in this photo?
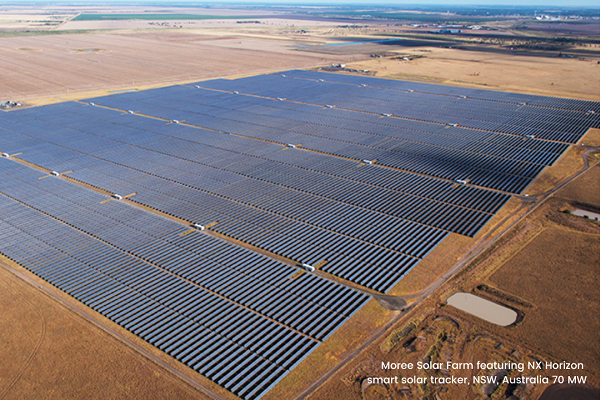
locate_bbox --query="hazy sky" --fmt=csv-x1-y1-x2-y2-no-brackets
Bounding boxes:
8,0,600,8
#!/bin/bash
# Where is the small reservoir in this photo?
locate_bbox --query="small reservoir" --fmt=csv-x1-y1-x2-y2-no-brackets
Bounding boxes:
572,209,600,221
447,292,517,326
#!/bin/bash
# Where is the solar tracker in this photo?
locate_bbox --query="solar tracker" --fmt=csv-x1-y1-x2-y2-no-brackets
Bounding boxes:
1,101,514,290
1,69,597,399
280,69,600,113
194,72,600,143
82,84,579,193
0,157,368,399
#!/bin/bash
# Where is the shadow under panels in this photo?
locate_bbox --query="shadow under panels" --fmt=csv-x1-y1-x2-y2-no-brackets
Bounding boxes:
0,158,368,400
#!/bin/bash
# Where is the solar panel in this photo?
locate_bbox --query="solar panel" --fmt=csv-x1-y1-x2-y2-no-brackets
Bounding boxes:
2,69,597,399
0,158,368,400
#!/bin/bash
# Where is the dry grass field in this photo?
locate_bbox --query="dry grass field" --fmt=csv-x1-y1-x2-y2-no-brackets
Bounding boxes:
2,9,598,105
57,18,341,31
0,31,350,104
558,164,600,209
0,258,221,400
317,46,600,101
489,228,599,371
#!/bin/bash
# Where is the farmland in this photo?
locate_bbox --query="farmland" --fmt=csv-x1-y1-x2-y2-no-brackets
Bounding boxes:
72,14,252,21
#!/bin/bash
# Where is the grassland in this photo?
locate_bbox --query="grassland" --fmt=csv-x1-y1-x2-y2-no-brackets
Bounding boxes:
0,32,347,104
72,14,249,21
489,228,599,370
0,29,98,38
0,257,219,400
317,46,600,101
558,164,600,209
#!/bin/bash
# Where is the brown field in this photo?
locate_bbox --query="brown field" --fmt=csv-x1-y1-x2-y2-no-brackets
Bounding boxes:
308,308,568,400
557,164,600,210
0,259,219,400
0,31,351,104
320,46,600,101
581,128,600,147
515,21,600,37
0,13,69,31
2,10,599,105
57,18,341,31
488,227,599,371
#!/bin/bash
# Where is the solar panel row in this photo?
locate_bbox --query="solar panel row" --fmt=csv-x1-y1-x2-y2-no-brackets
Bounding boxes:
175,90,550,180
4,102,510,216
84,85,567,192
0,158,367,340
194,73,599,143
0,158,369,399
278,70,600,114
239,100,569,163
0,133,445,292
0,199,300,400
1,107,503,290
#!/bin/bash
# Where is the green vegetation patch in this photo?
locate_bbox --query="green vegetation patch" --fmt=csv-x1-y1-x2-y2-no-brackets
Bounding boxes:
380,320,417,353
312,11,496,24
72,13,252,21
0,29,98,38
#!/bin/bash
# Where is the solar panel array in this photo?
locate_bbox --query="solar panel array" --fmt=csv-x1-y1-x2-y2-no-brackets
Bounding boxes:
1,69,596,399
1,101,513,291
278,70,600,113
197,71,600,143
0,157,368,400
83,83,575,193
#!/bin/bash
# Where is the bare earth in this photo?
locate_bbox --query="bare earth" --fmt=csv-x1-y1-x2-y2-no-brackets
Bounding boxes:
0,32,350,104
489,227,600,372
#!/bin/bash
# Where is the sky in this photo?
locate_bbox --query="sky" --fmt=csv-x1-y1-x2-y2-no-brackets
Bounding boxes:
6,0,600,8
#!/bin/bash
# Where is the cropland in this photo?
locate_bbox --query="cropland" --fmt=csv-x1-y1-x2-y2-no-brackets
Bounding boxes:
1,4,599,400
